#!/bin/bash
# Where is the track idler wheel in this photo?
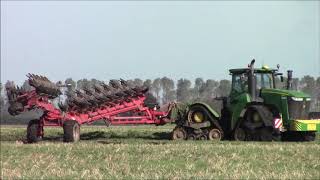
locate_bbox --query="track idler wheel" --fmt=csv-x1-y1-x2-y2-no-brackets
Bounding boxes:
208,128,222,141
27,119,42,143
172,127,187,140
63,120,80,142
199,134,208,140
234,127,246,141
187,134,197,140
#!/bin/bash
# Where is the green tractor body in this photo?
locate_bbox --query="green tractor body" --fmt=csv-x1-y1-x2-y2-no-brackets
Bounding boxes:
172,60,320,141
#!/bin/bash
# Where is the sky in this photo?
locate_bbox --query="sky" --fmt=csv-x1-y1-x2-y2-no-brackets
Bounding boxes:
1,1,320,85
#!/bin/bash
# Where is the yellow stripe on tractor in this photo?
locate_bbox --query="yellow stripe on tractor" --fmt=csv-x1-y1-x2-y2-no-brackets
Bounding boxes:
290,119,320,132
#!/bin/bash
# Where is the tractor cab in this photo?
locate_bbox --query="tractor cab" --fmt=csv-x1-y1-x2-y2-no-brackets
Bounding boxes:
229,65,277,100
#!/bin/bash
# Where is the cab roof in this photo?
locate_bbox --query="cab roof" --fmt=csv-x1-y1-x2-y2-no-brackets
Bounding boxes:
229,68,277,74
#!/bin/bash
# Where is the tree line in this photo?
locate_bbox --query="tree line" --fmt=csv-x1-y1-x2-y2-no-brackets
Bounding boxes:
0,75,319,124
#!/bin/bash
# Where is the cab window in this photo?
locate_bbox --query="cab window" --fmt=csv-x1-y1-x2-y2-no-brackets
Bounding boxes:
232,74,248,93
255,73,274,89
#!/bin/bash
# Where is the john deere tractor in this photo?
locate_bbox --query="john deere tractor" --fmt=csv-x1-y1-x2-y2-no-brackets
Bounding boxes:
171,59,320,141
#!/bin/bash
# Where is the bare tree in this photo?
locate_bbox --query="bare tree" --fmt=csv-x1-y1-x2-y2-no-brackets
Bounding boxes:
301,75,316,96
202,79,219,99
194,78,205,99
143,79,152,88
217,80,231,97
152,78,161,101
176,78,191,103
65,78,76,97
77,79,90,90
133,78,143,87
161,77,175,104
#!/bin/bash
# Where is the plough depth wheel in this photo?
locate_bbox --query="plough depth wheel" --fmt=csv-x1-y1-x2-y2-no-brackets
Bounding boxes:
63,120,80,142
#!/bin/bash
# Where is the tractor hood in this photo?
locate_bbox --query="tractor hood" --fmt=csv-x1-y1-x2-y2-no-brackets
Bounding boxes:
261,88,310,98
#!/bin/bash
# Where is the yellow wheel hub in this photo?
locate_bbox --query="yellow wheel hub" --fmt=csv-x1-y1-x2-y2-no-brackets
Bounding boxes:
193,112,204,123
253,112,261,122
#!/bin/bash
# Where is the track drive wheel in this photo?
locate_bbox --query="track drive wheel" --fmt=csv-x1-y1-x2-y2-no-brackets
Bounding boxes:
234,127,246,141
172,127,187,140
63,120,80,142
27,119,42,143
188,105,208,123
208,128,222,141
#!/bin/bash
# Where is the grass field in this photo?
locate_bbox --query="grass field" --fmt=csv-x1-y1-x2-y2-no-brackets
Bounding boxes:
1,125,320,179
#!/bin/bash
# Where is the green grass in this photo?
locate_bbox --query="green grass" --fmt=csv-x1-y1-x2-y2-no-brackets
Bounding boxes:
1,125,320,179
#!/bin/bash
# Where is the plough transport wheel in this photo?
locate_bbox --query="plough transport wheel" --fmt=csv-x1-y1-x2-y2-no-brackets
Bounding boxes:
63,120,80,142
27,119,42,143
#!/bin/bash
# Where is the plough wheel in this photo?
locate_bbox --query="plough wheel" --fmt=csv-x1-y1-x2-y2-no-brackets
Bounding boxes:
172,127,187,140
27,119,42,143
208,128,222,141
63,120,80,142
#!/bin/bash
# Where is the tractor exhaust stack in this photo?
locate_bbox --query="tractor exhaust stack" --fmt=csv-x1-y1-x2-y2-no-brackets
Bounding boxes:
248,59,256,100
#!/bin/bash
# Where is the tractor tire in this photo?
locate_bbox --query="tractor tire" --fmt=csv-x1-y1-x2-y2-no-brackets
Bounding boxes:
27,119,41,143
282,131,315,142
63,120,80,142
172,127,187,140
242,106,279,141
234,128,246,141
208,128,222,141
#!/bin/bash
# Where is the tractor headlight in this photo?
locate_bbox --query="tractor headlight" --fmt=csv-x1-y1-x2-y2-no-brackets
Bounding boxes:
291,97,303,101
305,97,311,101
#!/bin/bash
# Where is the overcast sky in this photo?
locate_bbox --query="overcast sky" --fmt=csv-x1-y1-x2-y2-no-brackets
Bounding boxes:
1,1,319,85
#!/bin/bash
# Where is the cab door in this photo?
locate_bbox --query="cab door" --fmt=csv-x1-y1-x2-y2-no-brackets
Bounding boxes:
229,73,251,130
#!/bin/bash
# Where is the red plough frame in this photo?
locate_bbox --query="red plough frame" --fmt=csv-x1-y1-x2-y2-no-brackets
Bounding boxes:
17,90,173,137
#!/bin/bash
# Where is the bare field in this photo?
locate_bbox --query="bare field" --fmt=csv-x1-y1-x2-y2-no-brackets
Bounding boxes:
1,125,320,179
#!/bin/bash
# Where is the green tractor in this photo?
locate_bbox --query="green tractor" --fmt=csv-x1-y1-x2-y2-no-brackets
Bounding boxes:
171,59,320,141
